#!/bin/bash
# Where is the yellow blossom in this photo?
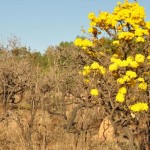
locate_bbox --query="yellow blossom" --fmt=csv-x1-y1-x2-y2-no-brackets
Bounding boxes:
90,88,99,96
74,38,83,46
110,58,117,63
136,37,145,43
138,82,147,90
130,103,148,112
118,87,127,94
90,61,100,69
110,58,122,64
74,38,93,49
116,93,125,103
90,21,96,27
99,66,106,75
109,63,118,71
88,12,95,20
88,27,93,33
84,65,90,70
134,28,148,37
137,77,145,82
83,39,93,47
127,56,134,63
117,78,125,84
112,54,119,58
82,70,90,76
129,61,139,68
126,70,137,78
146,22,150,29
135,54,145,63
112,40,119,46
123,76,131,82
82,65,90,76
118,32,134,40
119,60,129,67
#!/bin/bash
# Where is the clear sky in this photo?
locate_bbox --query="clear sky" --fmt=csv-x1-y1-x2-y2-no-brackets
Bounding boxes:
0,0,150,53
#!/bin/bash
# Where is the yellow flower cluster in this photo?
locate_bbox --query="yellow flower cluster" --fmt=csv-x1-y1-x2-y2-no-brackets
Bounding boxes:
76,0,149,114
136,37,145,43
113,1,145,24
116,93,125,103
109,63,119,71
81,62,106,77
130,102,148,112
90,61,100,69
134,28,149,37
133,28,148,43
114,2,148,42
109,54,145,72
135,54,145,63
88,27,98,35
88,12,95,20
126,70,137,78
118,32,134,41
90,61,106,75
87,1,150,44
88,11,117,29
116,72,148,90
82,65,90,76
146,22,150,29
112,40,120,46
74,38,93,50
137,78,148,91
116,87,127,102
138,82,147,90
90,88,99,96
117,70,137,85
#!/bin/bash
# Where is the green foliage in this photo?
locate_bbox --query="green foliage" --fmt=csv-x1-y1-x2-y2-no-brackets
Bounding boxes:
59,41,73,47
30,52,49,69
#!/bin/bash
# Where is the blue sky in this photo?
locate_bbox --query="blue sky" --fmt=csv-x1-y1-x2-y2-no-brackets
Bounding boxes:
0,0,150,53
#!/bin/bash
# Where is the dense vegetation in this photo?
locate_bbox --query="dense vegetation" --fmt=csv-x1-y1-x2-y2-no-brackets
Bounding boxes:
0,0,150,150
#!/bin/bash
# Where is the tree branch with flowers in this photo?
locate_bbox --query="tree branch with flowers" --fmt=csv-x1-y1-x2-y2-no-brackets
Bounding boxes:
74,0,150,149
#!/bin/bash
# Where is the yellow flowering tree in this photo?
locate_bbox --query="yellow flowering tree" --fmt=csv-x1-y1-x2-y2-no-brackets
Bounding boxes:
74,0,150,149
